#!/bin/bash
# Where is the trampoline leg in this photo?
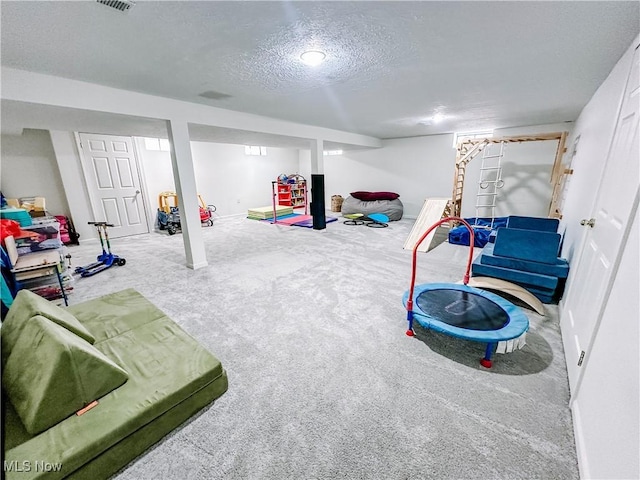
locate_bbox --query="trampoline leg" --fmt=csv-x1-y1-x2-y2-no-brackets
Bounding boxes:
406,311,415,337
480,342,495,368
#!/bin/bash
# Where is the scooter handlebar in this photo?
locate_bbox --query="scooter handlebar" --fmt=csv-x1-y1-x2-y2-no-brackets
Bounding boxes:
88,221,115,227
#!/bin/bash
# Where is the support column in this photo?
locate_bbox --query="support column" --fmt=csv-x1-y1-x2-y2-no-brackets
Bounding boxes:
166,119,208,269
309,139,326,229
49,131,96,242
310,138,324,174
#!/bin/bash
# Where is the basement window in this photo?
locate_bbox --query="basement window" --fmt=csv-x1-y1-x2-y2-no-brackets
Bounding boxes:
144,137,171,152
245,146,267,156
453,131,493,147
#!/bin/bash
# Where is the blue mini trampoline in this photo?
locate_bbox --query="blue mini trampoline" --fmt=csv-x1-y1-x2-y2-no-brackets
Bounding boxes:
404,217,529,368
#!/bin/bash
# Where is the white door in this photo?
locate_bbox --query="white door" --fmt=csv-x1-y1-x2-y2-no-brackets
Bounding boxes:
78,133,149,238
561,45,640,394
570,208,639,480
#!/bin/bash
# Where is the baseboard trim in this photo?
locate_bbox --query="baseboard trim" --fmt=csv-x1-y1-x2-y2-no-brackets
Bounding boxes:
78,237,98,245
571,401,589,479
187,260,208,270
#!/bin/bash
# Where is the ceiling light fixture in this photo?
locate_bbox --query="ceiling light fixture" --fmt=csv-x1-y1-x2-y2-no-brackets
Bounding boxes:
300,50,326,67
419,113,446,127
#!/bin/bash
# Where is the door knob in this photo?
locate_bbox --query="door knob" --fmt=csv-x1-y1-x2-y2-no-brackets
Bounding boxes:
580,218,596,228
135,190,141,195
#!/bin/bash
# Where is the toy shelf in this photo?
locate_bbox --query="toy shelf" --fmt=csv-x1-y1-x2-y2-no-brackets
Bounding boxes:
276,176,307,209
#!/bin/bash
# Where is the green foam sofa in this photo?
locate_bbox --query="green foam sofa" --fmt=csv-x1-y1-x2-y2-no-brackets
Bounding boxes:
2,288,228,479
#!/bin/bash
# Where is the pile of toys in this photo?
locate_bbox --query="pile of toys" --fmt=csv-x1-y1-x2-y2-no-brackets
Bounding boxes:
156,191,216,235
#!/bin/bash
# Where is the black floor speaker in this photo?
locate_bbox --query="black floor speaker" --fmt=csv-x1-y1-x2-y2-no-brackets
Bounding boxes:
310,174,326,230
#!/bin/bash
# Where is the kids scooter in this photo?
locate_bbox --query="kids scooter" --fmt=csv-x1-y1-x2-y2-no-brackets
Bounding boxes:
75,222,126,277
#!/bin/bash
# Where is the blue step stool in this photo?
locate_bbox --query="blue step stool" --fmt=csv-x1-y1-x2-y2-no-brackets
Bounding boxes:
480,242,569,278
506,216,559,233
487,215,558,244
472,256,559,291
493,228,561,265
471,257,557,303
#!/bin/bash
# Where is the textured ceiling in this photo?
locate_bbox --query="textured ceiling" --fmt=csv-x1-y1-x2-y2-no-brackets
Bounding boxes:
1,1,639,143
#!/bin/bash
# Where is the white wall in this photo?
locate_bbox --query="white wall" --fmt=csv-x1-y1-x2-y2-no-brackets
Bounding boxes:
136,139,300,224
559,44,636,264
0,131,301,238
302,134,457,218
0,121,580,240
49,131,96,242
461,123,572,219
191,142,299,217
300,125,572,220
133,137,175,230
0,129,70,217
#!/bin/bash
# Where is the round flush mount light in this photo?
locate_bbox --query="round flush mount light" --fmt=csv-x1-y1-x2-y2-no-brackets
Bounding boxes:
300,50,326,66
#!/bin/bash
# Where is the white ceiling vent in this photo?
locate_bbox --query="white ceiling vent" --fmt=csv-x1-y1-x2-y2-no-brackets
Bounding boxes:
198,90,233,101
96,0,135,12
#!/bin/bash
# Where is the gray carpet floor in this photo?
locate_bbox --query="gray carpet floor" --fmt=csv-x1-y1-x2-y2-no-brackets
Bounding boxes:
64,214,579,480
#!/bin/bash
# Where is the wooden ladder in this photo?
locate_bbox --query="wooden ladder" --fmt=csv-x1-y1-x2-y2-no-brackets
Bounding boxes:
449,139,490,219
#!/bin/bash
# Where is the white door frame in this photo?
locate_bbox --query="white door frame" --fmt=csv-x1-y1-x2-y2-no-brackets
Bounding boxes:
74,132,151,237
130,137,160,234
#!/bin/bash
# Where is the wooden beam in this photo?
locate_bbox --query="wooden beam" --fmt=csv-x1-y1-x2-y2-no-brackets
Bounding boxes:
457,132,564,148
548,131,570,218
549,131,568,185
457,140,489,166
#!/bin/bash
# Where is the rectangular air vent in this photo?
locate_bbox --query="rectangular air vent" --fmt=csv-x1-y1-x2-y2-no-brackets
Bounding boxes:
198,90,233,101
97,0,135,12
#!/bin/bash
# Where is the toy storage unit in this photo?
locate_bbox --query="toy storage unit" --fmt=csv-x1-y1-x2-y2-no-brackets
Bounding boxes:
275,175,307,209
0,197,76,306
4,232,72,306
